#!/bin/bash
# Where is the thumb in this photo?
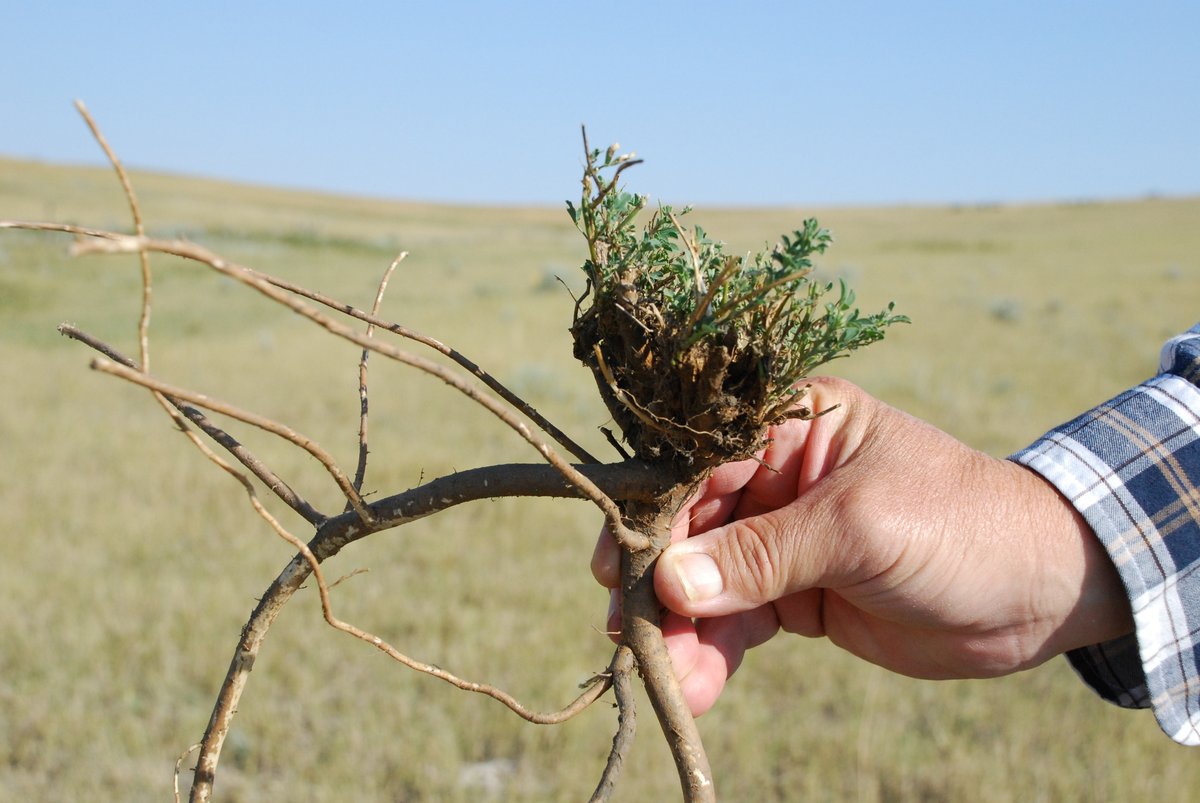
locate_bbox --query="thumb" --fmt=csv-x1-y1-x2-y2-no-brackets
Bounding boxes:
654,498,843,618
652,376,884,618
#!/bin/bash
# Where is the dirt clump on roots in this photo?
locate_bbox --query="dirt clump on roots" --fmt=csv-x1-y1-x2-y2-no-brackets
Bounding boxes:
572,280,805,471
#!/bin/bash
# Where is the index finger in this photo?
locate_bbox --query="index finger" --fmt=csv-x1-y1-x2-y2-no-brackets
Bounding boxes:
669,457,761,544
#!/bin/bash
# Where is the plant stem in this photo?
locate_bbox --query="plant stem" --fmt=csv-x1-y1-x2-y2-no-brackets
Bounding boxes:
621,490,715,803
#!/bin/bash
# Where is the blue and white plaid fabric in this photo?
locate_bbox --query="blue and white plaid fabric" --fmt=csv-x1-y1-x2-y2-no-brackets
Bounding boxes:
1011,323,1200,745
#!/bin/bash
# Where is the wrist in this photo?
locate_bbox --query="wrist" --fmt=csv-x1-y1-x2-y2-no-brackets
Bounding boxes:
1015,464,1134,659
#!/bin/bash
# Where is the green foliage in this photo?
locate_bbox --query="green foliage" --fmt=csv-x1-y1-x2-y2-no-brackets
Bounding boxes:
572,139,907,415
568,136,908,465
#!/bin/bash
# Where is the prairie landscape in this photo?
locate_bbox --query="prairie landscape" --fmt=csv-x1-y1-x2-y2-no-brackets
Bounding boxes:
2,155,1198,801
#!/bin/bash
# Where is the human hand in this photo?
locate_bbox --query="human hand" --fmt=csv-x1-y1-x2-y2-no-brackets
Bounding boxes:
592,377,1133,716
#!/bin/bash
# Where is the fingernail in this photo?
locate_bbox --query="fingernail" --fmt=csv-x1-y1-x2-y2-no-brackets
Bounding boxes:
671,552,723,602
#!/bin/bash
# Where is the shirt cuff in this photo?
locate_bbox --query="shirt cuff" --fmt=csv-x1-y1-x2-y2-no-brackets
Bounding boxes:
1009,324,1200,746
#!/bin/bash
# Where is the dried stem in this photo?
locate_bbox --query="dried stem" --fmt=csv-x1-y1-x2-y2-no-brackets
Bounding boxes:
270,499,616,725
187,431,339,803
710,266,814,329
667,209,707,306
174,743,200,803
682,256,740,336
1,213,597,466
59,324,324,524
187,460,664,802
66,105,305,565
8,216,617,532
244,264,600,465
621,492,716,802
71,232,649,550
351,252,406,498
90,356,373,524
315,564,615,723
589,645,637,803
73,99,153,371
0,220,127,238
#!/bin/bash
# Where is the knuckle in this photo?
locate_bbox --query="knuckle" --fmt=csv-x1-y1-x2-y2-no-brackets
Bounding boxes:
716,518,785,601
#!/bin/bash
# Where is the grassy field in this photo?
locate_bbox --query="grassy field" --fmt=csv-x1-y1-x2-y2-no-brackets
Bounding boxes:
2,154,1198,801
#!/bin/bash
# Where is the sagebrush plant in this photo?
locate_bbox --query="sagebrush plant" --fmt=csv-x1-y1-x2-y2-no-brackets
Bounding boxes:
570,136,908,468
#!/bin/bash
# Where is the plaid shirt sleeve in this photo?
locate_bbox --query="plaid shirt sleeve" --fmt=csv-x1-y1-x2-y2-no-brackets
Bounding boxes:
1009,323,1200,745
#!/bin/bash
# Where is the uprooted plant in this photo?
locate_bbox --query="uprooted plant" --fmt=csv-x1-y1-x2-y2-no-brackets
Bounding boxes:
2,105,905,802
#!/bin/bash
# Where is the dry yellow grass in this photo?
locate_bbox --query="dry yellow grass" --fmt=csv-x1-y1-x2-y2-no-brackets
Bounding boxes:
2,156,1198,800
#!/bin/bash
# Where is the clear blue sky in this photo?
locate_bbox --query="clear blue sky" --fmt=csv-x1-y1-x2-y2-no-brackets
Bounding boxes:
3,1,1197,207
